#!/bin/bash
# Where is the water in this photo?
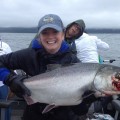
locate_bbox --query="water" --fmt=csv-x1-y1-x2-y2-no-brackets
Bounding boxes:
91,33,120,66
0,33,120,66
0,33,36,51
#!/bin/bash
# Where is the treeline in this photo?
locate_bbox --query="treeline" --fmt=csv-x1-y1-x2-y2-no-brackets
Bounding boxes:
0,27,38,33
86,28,120,33
0,27,120,33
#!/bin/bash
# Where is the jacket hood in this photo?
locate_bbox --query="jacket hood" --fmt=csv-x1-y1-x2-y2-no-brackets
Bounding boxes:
65,19,85,41
73,19,85,30
66,19,85,31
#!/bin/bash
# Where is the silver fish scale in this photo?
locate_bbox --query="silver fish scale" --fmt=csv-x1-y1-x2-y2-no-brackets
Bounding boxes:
23,63,120,106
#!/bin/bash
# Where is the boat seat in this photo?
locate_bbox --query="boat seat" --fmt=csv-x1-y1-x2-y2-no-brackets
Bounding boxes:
112,99,120,120
0,100,13,120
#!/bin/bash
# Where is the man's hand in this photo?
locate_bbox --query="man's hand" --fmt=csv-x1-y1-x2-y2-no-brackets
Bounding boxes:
4,74,31,98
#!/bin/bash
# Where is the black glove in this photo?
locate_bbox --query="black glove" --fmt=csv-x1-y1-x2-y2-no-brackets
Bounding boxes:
4,74,31,98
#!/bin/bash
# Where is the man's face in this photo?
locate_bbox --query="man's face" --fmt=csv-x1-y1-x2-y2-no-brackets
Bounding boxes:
67,23,81,38
39,28,64,54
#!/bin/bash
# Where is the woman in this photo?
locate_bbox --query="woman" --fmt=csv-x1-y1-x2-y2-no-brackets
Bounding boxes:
0,14,80,120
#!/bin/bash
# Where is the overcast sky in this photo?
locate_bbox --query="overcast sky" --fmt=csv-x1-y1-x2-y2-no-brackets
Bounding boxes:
0,0,120,28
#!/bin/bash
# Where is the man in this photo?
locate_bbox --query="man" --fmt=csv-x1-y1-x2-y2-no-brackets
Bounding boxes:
64,20,109,63
0,14,80,120
64,19,85,54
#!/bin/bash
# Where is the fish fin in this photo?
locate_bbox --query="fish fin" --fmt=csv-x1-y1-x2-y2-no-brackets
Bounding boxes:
94,91,106,97
42,103,58,114
23,95,35,105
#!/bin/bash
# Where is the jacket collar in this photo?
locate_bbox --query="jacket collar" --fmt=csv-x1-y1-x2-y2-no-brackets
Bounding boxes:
32,39,69,53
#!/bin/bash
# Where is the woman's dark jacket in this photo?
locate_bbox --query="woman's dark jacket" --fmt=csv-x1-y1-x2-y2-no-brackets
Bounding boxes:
0,40,81,120
0,40,79,80
0,40,98,120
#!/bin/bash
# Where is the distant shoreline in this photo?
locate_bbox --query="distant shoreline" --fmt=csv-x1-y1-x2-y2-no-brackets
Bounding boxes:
0,27,120,33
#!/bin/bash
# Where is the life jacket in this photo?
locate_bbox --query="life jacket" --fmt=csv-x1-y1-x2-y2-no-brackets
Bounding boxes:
31,39,70,54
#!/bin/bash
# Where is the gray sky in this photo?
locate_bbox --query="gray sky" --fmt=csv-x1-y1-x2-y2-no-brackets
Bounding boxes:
0,0,120,28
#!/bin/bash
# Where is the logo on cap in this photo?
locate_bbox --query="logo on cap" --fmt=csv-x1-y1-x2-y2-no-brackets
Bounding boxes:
43,17,54,23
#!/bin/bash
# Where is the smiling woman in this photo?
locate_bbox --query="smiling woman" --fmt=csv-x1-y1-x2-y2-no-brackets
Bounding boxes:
0,14,80,120
31,14,65,54
40,28,64,54
36,14,64,54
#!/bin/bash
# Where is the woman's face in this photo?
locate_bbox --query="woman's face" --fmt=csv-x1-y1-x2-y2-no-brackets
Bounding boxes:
67,23,80,38
39,28,64,54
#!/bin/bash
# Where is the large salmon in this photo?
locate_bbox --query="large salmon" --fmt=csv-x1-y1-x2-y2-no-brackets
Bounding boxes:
23,63,120,113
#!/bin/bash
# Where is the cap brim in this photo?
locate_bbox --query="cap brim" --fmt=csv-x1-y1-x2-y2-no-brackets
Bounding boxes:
38,24,63,34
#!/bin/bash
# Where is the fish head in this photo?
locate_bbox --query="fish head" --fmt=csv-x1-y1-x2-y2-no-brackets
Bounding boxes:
94,64,120,96
111,72,120,91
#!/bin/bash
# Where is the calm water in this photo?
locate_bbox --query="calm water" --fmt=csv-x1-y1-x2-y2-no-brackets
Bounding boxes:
0,33,120,66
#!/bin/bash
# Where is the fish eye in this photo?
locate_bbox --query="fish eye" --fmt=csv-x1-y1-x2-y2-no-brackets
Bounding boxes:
115,72,120,80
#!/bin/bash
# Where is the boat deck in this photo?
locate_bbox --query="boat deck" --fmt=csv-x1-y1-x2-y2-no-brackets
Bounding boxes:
0,99,117,120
